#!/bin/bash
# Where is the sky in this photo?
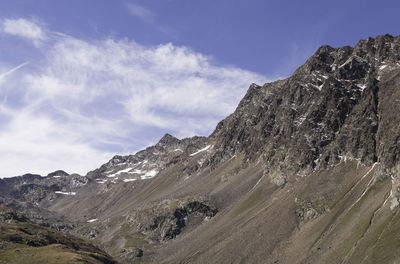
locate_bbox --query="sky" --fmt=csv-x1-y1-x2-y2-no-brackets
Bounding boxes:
0,0,399,177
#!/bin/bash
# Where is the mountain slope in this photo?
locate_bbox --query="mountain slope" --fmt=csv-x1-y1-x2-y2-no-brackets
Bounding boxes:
0,207,116,264
1,34,400,263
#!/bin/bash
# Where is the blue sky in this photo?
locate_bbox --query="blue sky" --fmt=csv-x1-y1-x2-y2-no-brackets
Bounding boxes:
0,0,399,177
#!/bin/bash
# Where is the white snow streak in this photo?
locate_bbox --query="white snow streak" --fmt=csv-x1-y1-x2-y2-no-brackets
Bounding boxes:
348,163,378,210
55,191,76,195
250,173,266,192
123,178,137,182
106,167,134,177
96,179,107,184
190,145,212,156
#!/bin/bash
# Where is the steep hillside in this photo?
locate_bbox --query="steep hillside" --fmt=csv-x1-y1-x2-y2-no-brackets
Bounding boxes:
0,207,116,264
1,34,400,263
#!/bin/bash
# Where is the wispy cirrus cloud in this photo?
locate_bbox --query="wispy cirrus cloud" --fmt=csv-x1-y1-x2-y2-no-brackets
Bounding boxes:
126,3,154,23
0,17,269,177
1,18,46,46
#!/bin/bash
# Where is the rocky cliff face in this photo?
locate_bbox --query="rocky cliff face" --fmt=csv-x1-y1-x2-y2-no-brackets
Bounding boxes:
2,34,400,264
211,34,400,185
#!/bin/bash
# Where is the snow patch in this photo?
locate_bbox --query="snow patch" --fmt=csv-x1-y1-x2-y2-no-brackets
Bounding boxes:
190,145,212,156
338,57,352,68
87,218,98,223
107,167,134,178
53,176,61,178
123,178,137,182
55,191,76,195
140,169,158,180
379,64,388,70
357,83,366,91
97,180,107,184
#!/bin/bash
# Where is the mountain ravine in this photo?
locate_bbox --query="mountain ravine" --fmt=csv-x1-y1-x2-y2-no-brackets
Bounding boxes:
1,34,400,263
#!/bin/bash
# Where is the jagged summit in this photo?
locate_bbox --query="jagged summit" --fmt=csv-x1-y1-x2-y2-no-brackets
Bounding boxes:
209,34,400,180
156,133,180,146
298,34,400,77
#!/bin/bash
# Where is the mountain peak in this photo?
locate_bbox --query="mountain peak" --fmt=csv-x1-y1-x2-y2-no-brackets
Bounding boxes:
157,133,180,146
47,170,69,177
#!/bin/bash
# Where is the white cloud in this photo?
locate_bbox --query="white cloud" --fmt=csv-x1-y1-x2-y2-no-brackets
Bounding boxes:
25,38,266,129
0,107,112,177
1,18,46,45
126,3,154,22
0,19,269,177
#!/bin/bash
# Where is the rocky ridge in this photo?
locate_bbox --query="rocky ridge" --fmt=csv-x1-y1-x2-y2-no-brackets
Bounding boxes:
211,34,400,186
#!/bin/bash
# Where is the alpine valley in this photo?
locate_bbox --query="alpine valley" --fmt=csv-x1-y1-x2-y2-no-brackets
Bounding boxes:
2,34,400,264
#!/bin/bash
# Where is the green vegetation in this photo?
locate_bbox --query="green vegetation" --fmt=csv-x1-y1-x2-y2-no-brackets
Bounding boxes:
0,209,116,264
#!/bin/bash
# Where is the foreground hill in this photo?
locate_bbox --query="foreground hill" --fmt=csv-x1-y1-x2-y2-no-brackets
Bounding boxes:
1,34,400,263
0,207,116,264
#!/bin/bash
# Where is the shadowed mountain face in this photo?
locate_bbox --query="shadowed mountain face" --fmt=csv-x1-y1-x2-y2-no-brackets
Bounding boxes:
1,34,400,263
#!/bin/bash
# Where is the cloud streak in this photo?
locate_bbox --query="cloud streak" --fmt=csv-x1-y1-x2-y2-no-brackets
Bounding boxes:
126,3,154,22
1,18,46,46
0,17,269,177
0,61,29,84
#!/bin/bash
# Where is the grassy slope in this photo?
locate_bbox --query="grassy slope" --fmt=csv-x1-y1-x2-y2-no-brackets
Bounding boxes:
0,215,116,264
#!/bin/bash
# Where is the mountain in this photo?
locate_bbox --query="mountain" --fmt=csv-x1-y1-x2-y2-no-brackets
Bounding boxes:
1,34,400,263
